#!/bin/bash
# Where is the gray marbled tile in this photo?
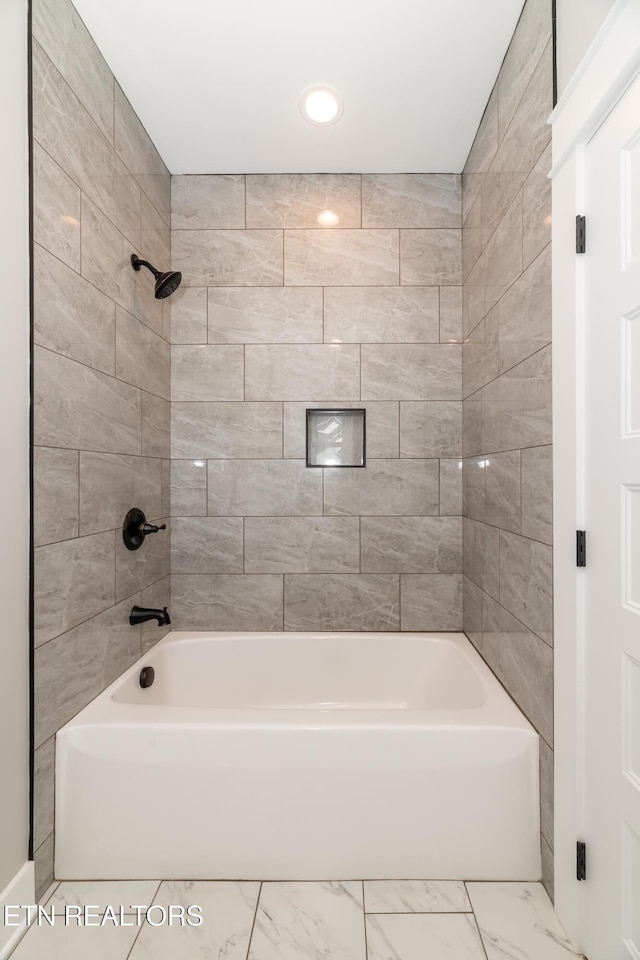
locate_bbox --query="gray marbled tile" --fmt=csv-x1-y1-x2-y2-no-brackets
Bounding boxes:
499,530,553,645
540,737,554,851
363,880,471,913
171,287,208,344
34,243,116,375
246,174,361,228
400,574,463,631
463,172,484,228
172,402,282,459
208,287,323,344
463,517,499,600
34,531,115,647
463,575,484,653
79,452,162,536
400,401,462,457
116,307,170,400
440,459,463,516
464,87,498,175
283,401,399,460
324,459,439,516
542,835,554,902
34,447,79,546
492,42,553,179
482,450,522,533
207,460,322,516
463,192,482,282
284,229,399,286
35,346,141,454
35,595,142,747
324,286,439,344
141,191,170,271
497,0,552,141
462,282,488,341
440,287,463,343
161,458,171,518
463,306,499,399
172,175,245,229
463,456,486,521
498,245,551,373
480,170,524,250
33,0,114,143
284,574,399,631
141,576,171,652
115,517,170,601
482,592,553,744
522,445,552,544
171,574,283,630
481,344,552,453
400,229,462,285
33,142,80,270
173,230,283,286
171,517,243,574
361,344,461,401
33,736,55,851
245,517,360,573
33,43,140,246
114,83,170,226
362,174,461,228
171,459,207,516
523,143,551,269
142,392,170,458
34,833,54,902
171,344,244,401
360,517,462,572
81,195,162,335
465,193,522,313
245,344,360,400
462,396,482,458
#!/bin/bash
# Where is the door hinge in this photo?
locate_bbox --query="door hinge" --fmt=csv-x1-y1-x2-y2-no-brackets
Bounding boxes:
576,530,586,567
576,215,586,254
577,841,586,881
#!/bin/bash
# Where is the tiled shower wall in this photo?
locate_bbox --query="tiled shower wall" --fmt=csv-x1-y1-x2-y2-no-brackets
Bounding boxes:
461,0,553,894
170,174,463,631
31,0,172,896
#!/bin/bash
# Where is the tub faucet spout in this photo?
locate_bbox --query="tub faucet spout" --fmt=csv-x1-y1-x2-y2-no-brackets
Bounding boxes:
130,605,171,627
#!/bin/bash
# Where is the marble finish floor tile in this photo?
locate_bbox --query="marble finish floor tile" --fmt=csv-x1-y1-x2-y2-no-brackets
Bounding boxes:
466,882,578,959
366,913,485,960
364,880,470,913
45,881,161,914
9,923,139,960
249,881,365,960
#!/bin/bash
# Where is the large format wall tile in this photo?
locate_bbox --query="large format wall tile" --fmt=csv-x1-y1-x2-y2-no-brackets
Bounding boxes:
171,517,244,574
172,175,245,229
245,518,360,573
498,245,551,373
324,286,439,344
463,575,484,652
34,244,116,375
465,87,499,175
463,517,500,600
171,344,244,401
522,143,551,269
521,445,552,544
481,344,552,453
400,574,464,630
114,84,170,226
172,402,283,459
284,229,399,285
171,460,208,516
33,142,80,270
499,530,553,644
172,575,284,630
284,575,400,631
439,287,463,343
207,460,322,516
115,517,170,601
208,287,323,344
492,41,553,178
497,0,552,140
245,344,360,400
361,344,461,400
142,393,170,458
171,287,208,344
324,460,439,516
79,452,162,536
283,401,400,460
116,307,170,400
35,346,141,454
363,174,462,228
360,517,462,573
33,737,55,851
246,174,361,228
440,459,463,516
400,229,462,285
173,230,283,286
34,531,115,646
34,447,79,547
399,402,462,457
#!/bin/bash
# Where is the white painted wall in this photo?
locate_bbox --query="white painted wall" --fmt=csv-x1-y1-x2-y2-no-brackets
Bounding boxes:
0,0,32,907
556,0,617,95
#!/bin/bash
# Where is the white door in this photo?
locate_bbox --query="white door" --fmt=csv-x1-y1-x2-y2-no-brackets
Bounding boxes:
584,71,640,960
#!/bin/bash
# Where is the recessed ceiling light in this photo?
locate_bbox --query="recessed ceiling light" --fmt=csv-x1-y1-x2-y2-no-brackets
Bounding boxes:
317,210,340,226
300,85,344,126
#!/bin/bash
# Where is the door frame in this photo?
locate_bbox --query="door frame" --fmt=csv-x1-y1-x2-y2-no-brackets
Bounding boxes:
550,0,640,950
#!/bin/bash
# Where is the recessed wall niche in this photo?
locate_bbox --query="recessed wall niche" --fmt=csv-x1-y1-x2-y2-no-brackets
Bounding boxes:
306,408,366,467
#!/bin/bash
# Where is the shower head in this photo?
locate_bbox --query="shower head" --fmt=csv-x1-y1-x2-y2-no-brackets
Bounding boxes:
131,254,182,300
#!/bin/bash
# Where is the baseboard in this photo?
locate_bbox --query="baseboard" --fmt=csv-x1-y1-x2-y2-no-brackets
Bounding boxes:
0,862,34,960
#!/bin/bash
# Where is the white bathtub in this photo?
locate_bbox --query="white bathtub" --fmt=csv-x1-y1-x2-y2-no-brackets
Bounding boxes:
55,631,541,880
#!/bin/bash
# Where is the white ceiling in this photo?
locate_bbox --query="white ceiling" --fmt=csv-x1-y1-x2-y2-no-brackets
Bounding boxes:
72,0,525,174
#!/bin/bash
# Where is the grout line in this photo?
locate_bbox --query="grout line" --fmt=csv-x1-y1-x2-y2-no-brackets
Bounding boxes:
243,882,262,960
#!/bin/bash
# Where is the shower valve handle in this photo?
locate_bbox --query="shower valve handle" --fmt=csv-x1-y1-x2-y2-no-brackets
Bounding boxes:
123,508,166,551
141,522,166,535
